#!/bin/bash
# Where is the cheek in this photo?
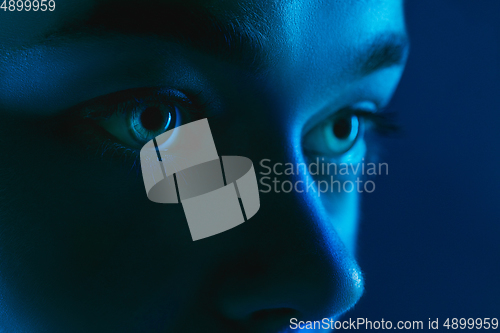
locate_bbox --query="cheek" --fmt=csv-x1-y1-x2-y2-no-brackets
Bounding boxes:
0,118,192,324
294,164,361,254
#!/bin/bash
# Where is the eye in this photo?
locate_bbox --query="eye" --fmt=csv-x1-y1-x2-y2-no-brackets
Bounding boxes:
99,102,178,148
80,88,204,149
302,111,363,157
132,105,173,140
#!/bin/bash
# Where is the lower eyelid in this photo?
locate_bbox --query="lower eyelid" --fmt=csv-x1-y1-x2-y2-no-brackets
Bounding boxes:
45,88,211,174
52,114,143,174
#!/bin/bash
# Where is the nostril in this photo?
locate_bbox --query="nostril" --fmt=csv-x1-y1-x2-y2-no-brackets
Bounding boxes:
244,308,299,333
250,307,297,321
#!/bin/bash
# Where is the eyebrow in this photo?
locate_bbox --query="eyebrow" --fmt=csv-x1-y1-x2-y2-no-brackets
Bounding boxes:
354,34,410,76
42,1,268,71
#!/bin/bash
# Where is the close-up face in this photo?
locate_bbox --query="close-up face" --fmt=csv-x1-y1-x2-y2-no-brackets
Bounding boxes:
0,0,408,332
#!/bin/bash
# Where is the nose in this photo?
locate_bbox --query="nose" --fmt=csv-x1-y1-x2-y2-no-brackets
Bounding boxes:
159,110,362,332
210,186,364,332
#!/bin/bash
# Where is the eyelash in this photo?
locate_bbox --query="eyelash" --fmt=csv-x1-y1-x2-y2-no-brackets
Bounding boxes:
352,109,400,136
80,89,206,122
351,108,400,164
52,89,398,177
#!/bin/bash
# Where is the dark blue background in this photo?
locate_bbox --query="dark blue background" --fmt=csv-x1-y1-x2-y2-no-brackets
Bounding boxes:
350,0,500,329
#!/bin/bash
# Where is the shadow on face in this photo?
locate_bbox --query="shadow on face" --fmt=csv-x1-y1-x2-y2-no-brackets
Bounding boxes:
0,0,408,332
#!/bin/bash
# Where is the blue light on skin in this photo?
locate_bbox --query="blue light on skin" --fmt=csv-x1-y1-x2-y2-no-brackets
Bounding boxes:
0,0,408,332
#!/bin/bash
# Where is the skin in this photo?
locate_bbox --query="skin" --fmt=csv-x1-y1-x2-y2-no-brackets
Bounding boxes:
0,0,408,332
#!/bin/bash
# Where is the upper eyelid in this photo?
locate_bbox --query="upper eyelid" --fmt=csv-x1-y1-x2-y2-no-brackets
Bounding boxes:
77,88,201,120
301,103,379,136
84,96,184,119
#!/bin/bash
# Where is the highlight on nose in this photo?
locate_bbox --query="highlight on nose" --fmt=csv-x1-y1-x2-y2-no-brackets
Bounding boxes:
216,259,364,332
210,194,365,332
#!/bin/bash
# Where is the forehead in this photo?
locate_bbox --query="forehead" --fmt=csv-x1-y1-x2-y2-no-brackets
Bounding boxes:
0,0,406,116
0,0,405,49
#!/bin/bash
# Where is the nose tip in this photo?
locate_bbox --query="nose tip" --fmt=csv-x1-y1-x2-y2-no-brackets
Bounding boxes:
218,258,364,333
199,137,365,332
215,204,365,332
219,254,364,318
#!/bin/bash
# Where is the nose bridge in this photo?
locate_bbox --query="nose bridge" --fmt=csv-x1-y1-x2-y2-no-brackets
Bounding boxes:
186,95,364,322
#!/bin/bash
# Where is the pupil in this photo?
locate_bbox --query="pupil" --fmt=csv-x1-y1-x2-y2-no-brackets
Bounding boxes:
333,116,353,139
140,106,165,131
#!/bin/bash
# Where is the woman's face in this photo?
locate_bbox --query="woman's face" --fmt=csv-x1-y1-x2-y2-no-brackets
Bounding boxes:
0,0,408,332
